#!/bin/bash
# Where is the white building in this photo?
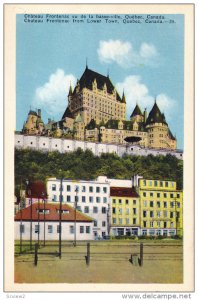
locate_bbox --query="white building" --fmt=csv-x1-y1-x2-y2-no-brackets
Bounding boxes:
14,202,94,241
47,177,110,239
15,133,183,159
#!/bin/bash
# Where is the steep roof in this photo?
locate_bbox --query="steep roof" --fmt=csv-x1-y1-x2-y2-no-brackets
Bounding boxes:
110,187,139,198
168,129,176,140
15,203,93,222
74,67,121,101
62,106,74,120
86,119,98,130
28,110,37,116
130,104,143,118
146,102,167,125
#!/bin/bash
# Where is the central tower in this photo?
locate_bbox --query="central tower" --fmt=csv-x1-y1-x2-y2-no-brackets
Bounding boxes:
62,66,126,126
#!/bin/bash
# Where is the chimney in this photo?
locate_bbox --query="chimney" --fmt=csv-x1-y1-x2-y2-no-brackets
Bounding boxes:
132,175,143,187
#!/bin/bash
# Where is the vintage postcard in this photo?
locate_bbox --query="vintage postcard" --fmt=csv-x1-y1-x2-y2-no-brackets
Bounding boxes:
4,3,194,293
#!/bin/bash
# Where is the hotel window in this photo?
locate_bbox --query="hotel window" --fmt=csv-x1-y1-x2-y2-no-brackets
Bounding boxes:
20,224,25,233
35,225,40,234
80,226,84,234
154,181,158,187
119,208,123,214
142,230,147,236
177,194,180,198
102,207,106,214
70,226,74,234
150,192,153,197
160,181,163,187
126,208,130,215
82,196,86,203
103,197,107,203
133,208,137,215
157,211,161,218
96,197,101,203
94,220,97,227
103,187,107,193
143,201,147,207
171,182,174,187
170,193,174,198
164,211,168,217
157,193,160,198
89,196,93,203
67,195,71,202
157,221,161,227
150,221,154,228
76,206,81,212
126,218,130,224
89,186,93,192
84,206,89,213
170,202,174,208
133,200,136,205
112,207,116,214
149,181,152,186
48,225,53,233
67,185,71,191
143,180,146,186
150,201,154,207
96,187,100,193
52,184,56,191
82,186,86,192
164,222,167,228
102,221,106,227
164,202,167,208
86,226,90,234
143,221,147,227
164,193,167,198
126,199,129,204
119,218,122,224
133,218,136,225
170,212,174,218
119,199,122,204
156,230,161,236
177,202,181,208
57,225,61,233
157,201,160,208
170,222,174,228
93,207,98,213
143,192,146,197
150,211,154,218
143,211,147,217
113,218,116,224
165,182,168,187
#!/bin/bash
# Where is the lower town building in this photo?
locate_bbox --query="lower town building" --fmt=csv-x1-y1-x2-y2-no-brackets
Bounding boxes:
14,202,94,241
134,176,183,237
110,187,140,236
46,177,110,238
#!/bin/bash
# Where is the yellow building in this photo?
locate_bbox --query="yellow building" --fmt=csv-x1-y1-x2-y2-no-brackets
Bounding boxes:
136,177,183,237
110,187,140,236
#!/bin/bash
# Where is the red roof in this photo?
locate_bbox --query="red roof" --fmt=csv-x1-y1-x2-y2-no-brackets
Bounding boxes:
110,187,139,198
15,203,93,223
26,181,47,198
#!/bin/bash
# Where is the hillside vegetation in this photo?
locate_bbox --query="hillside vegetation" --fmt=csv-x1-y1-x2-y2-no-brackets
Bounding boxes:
15,148,183,193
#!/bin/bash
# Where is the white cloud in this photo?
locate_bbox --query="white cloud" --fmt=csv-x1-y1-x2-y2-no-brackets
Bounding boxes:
116,76,175,119
33,69,76,117
98,39,158,68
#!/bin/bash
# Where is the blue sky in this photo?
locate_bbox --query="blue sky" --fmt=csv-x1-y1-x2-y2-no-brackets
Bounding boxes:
16,14,184,149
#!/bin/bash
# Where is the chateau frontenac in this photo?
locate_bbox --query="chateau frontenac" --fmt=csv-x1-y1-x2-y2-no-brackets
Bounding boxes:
21,66,177,150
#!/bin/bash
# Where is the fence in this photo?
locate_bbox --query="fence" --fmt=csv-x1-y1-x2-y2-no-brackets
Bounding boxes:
15,241,183,268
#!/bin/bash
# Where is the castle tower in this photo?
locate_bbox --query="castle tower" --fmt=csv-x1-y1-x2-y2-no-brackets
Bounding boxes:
146,100,176,149
130,103,144,123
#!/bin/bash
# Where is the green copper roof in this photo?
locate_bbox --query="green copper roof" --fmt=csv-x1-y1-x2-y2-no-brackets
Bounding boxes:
146,102,167,125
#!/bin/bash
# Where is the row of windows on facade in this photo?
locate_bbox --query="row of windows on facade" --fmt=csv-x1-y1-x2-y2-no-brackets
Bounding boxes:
51,184,108,193
112,219,176,228
142,180,175,188
142,210,180,218
142,229,175,236
142,200,181,208
51,195,108,204
142,192,180,198
20,224,91,234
